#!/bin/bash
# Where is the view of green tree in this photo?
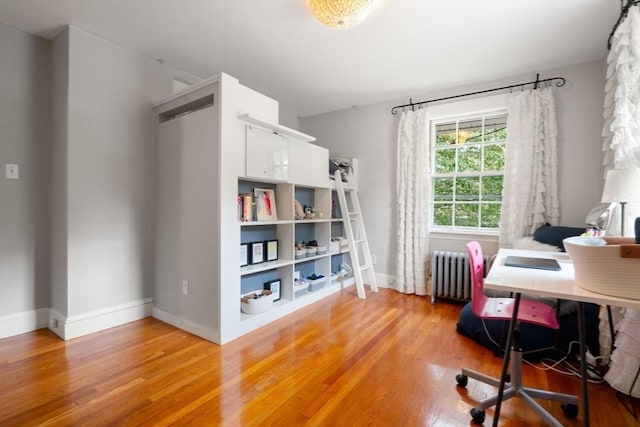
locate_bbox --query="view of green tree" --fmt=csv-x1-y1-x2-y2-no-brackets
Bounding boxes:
484,144,505,171
481,204,501,228
481,175,503,200
458,146,481,172
433,178,453,200
455,177,479,200
431,114,507,230
435,148,455,173
433,203,452,226
455,204,478,227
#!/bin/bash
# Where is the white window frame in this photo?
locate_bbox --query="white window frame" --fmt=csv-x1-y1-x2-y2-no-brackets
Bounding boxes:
426,94,508,235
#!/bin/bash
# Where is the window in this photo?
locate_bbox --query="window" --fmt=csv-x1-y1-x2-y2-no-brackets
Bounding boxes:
431,112,507,231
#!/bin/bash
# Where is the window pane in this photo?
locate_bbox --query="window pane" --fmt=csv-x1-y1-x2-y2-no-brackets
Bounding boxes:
481,176,503,201
433,177,454,201
458,146,481,172
435,148,456,173
459,119,482,143
484,115,508,141
455,203,478,227
483,144,505,171
435,122,456,146
481,203,501,228
433,203,453,226
455,177,479,201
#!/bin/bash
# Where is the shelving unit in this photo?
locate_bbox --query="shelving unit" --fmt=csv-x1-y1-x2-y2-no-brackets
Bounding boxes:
153,73,356,344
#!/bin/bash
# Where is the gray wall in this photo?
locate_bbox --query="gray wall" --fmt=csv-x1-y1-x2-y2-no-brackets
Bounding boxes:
0,23,52,317
300,60,607,278
55,26,186,318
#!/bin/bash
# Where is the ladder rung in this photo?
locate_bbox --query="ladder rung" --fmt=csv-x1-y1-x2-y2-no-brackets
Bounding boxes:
354,239,365,244
348,212,361,216
360,264,372,271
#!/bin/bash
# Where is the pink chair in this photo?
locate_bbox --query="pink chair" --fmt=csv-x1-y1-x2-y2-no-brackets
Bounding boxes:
456,241,579,425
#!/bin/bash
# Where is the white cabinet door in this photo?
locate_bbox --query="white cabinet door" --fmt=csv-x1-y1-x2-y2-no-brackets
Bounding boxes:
289,139,330,187
245,125,289,181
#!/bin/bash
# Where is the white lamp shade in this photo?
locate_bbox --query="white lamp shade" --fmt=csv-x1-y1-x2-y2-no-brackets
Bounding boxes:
601,167,640,203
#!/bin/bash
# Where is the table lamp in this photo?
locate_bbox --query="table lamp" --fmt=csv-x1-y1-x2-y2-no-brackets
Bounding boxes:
601,167,640,236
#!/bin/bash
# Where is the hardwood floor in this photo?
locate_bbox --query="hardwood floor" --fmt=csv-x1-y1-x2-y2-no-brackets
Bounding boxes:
0,288,636,426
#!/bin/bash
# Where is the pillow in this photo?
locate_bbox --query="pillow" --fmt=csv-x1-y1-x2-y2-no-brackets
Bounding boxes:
533,224,585,251
512,236,561,252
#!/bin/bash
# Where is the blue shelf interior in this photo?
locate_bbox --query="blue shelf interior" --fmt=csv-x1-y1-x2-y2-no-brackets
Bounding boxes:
241,225,277,244
241,270,281,295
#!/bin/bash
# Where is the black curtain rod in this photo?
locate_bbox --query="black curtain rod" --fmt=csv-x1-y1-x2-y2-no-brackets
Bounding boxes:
608,0,640,50
390,74,566,115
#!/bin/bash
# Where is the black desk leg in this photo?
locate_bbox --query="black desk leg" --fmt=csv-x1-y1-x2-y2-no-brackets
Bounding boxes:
578,302,590,427
492,293,520,427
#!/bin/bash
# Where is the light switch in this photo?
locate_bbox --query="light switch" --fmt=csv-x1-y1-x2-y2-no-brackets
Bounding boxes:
5,163,19,179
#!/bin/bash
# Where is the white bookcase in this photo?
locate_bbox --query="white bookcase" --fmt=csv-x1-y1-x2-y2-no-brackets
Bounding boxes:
153,73,353,344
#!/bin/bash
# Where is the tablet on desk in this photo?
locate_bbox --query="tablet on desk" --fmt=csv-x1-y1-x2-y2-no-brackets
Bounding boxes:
504,256,561,271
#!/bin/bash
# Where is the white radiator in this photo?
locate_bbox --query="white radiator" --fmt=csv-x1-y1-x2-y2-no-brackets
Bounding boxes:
431,251,491,303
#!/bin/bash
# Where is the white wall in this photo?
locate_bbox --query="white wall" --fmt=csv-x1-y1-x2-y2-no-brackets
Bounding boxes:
299,60,607,280
51,27,69,319
0,24,51,326
49,25,200,337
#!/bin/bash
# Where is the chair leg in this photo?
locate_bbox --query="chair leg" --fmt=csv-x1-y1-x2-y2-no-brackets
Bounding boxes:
458,346,579,426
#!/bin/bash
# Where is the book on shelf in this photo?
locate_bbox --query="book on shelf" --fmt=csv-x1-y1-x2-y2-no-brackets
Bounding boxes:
238,193,254,222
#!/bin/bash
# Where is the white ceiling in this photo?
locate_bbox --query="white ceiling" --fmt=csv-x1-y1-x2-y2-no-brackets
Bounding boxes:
0,0,620,117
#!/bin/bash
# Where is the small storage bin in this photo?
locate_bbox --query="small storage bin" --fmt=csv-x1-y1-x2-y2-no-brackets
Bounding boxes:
330,241,340,253
316,246,327,255
564,236,640,300
241,290,274,314
308,275,326,292
306,246,317,257
295,249,306,259
293,279,309,297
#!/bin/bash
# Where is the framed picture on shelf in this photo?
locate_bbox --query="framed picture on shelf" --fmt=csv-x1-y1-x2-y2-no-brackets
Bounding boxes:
249,241,264,264
264,279,281,301
266,240,278,261
240,243,248,267
254,188,277,221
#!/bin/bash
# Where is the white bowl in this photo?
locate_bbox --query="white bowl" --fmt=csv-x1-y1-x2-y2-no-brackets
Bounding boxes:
564,236,606,246
241,290,274,314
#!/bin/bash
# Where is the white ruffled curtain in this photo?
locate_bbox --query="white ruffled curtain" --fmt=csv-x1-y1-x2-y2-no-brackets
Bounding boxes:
600,4,640,378
602,5,640,235
499,87,560,246
395,109,430,295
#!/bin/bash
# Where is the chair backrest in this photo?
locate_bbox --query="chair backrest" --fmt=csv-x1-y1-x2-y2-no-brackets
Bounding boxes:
466,241,488,317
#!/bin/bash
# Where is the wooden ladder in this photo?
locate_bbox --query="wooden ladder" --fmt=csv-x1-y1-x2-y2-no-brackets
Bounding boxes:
334,170,378,299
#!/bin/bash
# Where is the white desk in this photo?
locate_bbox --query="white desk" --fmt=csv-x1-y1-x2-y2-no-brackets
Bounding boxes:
485,249,640,427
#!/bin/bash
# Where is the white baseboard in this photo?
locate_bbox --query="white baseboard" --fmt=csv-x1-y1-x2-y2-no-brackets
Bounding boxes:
375,272,396,290
0,308,49,339
49,298,153,340
152,307,220,344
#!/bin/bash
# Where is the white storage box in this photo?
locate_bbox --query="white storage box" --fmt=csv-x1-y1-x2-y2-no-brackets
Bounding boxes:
308,275,326,291
316,245,327,255
241,290,274,314
293,279,309,297
330,241,340,253
306,246,317,257
564,236,640,300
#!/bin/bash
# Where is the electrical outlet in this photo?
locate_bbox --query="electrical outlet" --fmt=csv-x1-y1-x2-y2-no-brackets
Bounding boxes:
51,318,59,328
371,254,377,265
182,280,189,295
5,163,19,179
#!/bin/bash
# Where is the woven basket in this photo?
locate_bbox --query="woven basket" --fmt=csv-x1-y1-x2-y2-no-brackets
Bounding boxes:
564,237,640,300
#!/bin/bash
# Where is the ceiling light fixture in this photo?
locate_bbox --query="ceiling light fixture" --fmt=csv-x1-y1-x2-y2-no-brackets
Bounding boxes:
309,0,373,30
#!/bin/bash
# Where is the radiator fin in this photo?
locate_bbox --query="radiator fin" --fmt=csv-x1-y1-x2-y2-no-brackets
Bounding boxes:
431,251,491,303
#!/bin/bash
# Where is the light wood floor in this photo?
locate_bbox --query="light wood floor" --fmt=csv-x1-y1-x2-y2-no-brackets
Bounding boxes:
0,288,637,426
